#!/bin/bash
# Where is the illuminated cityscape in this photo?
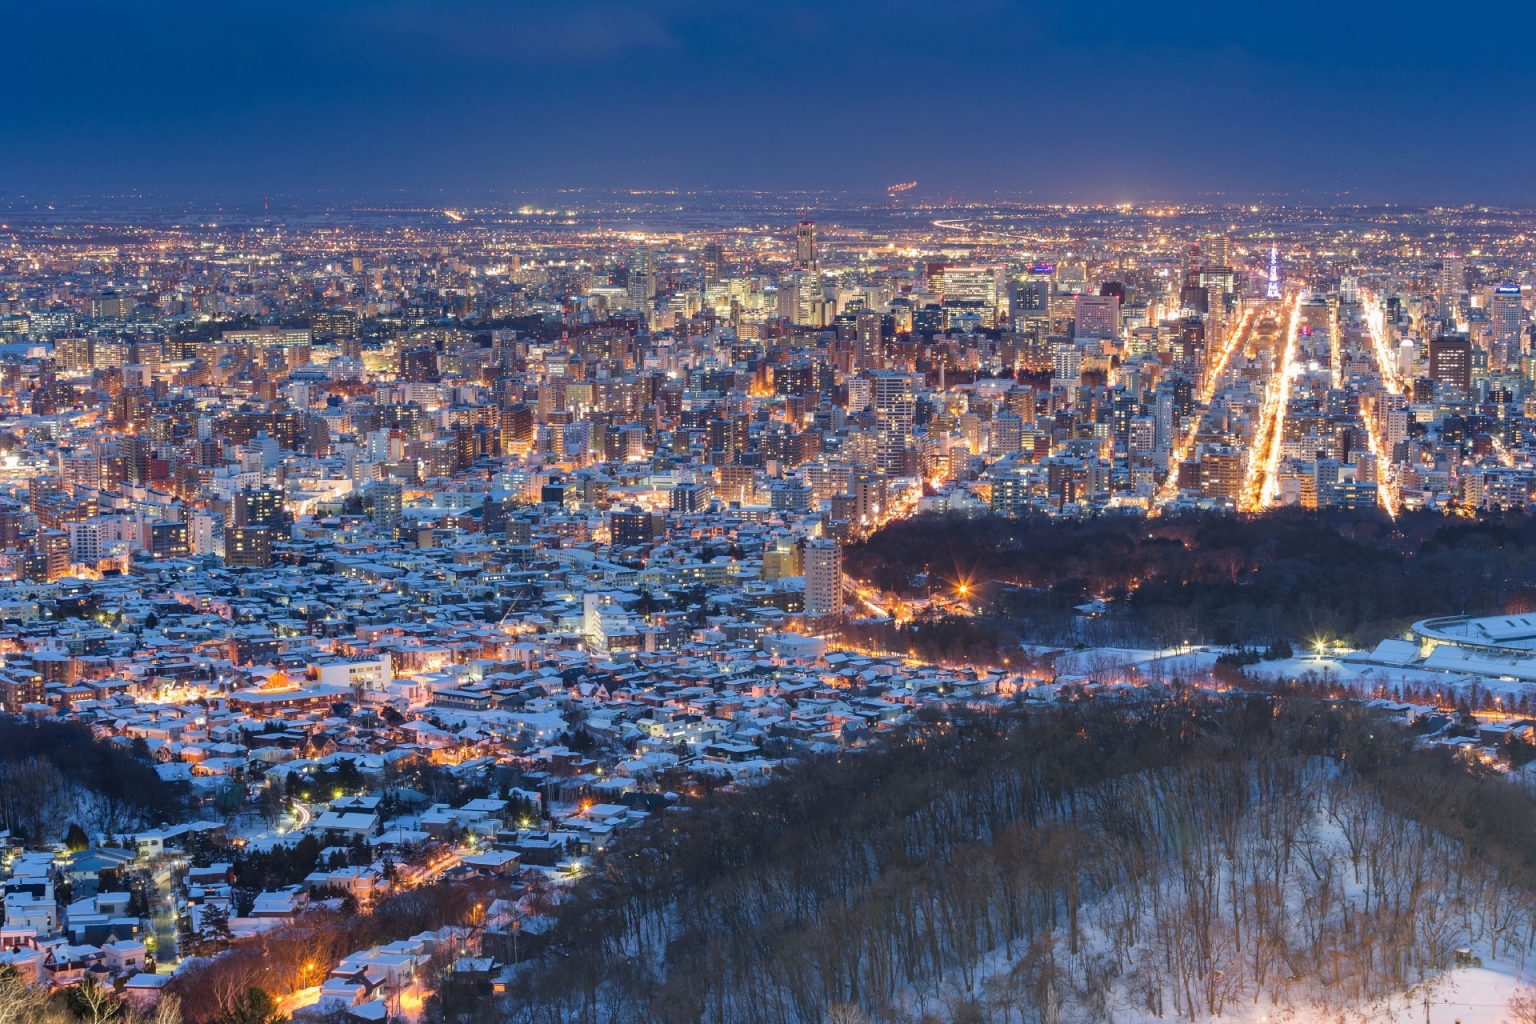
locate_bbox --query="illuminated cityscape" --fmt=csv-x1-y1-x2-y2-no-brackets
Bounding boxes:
9,1,1536,1022
0,191,1533,1021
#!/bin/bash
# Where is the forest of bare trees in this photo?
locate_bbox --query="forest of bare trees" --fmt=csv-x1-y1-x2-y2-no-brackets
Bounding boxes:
449,697,1536,1024
0,719,185,844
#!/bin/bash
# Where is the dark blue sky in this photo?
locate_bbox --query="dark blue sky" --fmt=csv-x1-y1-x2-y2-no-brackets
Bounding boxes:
6,1,1531,202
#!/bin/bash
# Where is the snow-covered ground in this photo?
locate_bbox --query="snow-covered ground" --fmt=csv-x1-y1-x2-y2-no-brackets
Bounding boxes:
1206,962,1529,1024
1386,965,1527,1024
1048,639,1536,707
912,757,1536,1024
1247,652,1474,692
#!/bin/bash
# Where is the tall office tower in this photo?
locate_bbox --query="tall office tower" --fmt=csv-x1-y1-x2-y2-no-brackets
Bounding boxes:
1200,236,1235,303
794,220,818,272
1179,243,1208,313
628,247,656,305
1439,256,1466,303
1491,284,1523,369
1203,265,1237,306
702,242,724,286
1429,334,1472,389
1073,293,1121,339
785,271,826,327
1008,277,1051,330
940,267,1001,327
1200,235,1232,272
803,537,843,617
855,310,883,370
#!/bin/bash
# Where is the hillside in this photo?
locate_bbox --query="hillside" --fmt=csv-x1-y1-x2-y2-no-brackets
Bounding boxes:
448,697,1536,1024
0,718,188,845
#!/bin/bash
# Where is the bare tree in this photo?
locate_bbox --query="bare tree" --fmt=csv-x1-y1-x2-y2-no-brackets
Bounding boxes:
1510,987,1536,1024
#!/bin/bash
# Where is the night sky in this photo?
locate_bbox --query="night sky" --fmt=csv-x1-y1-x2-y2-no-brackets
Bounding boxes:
6,1,1529,202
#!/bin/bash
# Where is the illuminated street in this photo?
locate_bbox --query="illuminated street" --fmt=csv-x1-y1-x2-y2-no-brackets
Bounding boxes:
1244,294,1303,512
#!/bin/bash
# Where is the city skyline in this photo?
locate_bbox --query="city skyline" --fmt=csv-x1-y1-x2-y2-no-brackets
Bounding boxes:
2,159,1536,1024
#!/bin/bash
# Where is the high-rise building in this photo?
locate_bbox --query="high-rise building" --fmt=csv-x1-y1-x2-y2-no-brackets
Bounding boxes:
803,537,843,617
1491,284,1523,369
610,507,654,549
942,266,1002,328
670,481,711,514
363,481,403,526
990,469,1032,516
855,310,883,370
783,271,826,327
1008,278,1051,331
1199,446,1245,503
1429,334,1472,389
226,525,274,568
149,521,189,560
233,486,286,530
702,242,724,286
499,404,535,451
399,347,439,383
762,536,803,580
55,337,94,371
871,371,916,438
1439,257,1466,304
39,530,70,580
794,220,818,272
1200,235,1232,271
1052,342,1083,385
91,291,133,320
770,480,813,514
1073,293,1120,339
628,247,656,306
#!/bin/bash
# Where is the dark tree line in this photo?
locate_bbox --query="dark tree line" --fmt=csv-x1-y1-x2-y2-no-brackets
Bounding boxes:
845,509,1536,649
